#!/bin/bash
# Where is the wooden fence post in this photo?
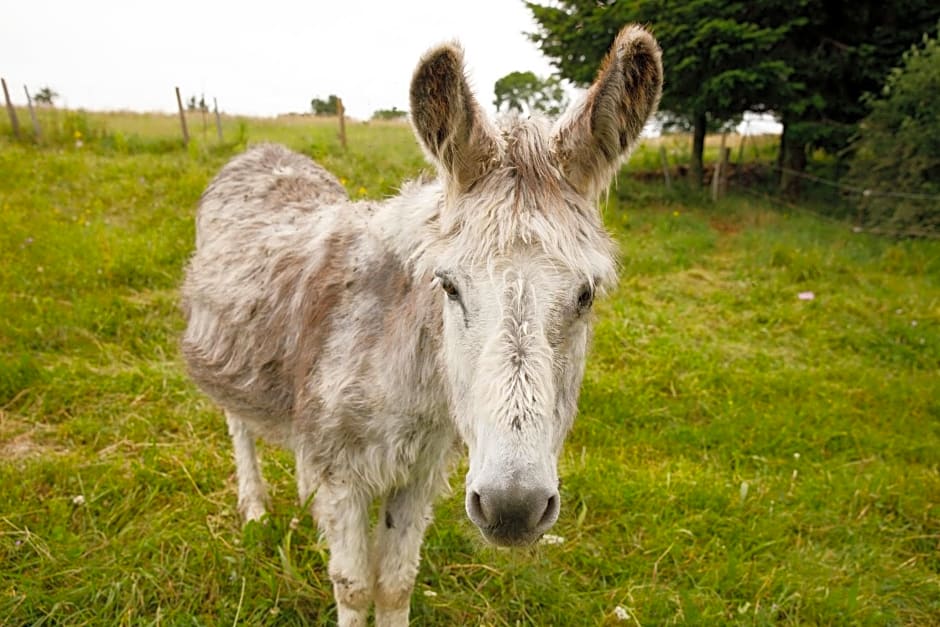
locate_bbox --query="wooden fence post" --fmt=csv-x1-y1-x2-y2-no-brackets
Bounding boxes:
2,78,21,139
711,133,727,202
175,86,189,146
659,145,672,189
719,147,731,196
337,97,347,150
24,85,40,140
213,97,223,143
737,132,747,164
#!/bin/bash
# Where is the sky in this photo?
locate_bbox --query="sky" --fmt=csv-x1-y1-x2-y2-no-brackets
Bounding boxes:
1,1,782,134
1,0,559,120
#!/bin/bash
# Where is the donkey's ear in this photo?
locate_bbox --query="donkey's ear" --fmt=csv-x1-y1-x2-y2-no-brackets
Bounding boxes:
410,43,499,191
553,25,663,197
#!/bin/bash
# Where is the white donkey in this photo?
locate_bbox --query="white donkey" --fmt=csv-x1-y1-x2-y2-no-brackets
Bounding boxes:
181,24,661,626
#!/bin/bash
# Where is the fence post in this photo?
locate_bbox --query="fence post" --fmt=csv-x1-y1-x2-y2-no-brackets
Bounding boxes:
659,145,672,189
711,133,727,202
337,97,347,150
24,85,40,140
213,97,223,143
175,86,189,146
2,78,21,139
720,147,731,196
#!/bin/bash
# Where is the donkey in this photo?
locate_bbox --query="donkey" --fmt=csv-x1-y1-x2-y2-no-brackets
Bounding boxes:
181,24,661,626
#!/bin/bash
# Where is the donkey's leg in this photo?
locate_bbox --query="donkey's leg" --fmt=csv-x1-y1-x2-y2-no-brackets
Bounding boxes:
225,411,267,522
313,483,373,627
372,480,437,627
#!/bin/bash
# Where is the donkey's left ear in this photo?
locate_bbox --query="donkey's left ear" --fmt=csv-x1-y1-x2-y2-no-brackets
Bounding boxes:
410,43,500,191
553,25,663,197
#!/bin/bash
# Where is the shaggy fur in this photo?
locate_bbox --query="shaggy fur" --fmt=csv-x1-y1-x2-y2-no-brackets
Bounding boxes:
181,24,662,627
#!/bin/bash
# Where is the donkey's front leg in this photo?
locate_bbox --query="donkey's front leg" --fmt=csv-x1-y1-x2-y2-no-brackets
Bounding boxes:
372,481,437,626
313,484,373,627
225,411,267,523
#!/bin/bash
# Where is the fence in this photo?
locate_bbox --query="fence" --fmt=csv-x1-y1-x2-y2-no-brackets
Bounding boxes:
1,79,350,150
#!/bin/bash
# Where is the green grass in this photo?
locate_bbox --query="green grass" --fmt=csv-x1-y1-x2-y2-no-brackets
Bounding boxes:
1,113,938,625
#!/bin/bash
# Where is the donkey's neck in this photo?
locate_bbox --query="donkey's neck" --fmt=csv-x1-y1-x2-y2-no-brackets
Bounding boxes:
369,178,445,281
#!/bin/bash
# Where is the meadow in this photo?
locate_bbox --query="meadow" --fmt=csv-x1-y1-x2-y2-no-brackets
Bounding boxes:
1,112,938,625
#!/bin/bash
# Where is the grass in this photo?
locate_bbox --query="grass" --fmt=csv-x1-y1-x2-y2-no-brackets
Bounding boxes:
1,112,938,625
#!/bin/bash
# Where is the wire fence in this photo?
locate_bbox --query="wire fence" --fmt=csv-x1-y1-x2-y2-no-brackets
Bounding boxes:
716,160,940,239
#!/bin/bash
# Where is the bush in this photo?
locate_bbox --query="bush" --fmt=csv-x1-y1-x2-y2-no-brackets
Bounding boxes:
847,26,940,235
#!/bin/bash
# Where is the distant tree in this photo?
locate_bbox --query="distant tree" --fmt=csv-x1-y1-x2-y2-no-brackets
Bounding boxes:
526,0,793,187
493,71,568,116
187,94,209,113
311,94,340,116
372,106,407,121
33,86,59,106
846,27,940,234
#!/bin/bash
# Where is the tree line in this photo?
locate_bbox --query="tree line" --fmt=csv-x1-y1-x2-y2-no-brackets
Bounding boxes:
526,0,940,201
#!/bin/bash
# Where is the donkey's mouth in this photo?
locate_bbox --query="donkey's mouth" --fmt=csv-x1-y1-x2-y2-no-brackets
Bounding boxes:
478,524,546,548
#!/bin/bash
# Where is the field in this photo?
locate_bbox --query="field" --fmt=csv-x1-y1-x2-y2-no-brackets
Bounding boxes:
1,112,938,625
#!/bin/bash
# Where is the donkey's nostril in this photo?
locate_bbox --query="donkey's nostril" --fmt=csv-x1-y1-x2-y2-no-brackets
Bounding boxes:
536,492,560,532
467,490,488,526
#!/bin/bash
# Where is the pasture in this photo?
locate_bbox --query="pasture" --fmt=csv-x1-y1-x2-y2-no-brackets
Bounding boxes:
1,113,938,625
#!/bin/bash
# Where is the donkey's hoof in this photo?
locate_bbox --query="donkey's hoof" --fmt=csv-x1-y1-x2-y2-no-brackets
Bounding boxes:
240,501,267,524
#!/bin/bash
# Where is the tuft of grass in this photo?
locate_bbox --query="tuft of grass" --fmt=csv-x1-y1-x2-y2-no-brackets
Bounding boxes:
1,114,938,625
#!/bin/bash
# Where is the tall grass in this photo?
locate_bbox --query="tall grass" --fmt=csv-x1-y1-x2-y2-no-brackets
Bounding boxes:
0,114,937,625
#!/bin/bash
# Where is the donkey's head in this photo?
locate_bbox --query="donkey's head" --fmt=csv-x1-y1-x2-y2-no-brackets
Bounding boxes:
410,25,662,546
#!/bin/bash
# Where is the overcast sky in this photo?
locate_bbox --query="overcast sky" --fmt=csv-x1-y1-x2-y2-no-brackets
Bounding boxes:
1,0,561,120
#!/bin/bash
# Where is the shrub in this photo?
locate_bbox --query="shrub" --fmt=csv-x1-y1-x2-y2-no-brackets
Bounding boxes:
846,25,940,235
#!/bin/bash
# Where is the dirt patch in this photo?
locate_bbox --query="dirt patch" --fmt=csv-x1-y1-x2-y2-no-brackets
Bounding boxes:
0,419,64,460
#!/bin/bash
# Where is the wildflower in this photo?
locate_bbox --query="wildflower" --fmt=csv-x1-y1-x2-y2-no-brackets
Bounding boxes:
614,605,630,621
73,130,83,140
357,186,368,196
672,210,680,217
340,177,348,185
289,516,300,531
793,452,800,460
540,534,565,545
797,291,814,301
72,495,85,506
911,320,918,327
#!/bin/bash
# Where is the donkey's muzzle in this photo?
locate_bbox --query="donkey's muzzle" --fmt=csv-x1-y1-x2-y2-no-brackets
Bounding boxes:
466,485,560,546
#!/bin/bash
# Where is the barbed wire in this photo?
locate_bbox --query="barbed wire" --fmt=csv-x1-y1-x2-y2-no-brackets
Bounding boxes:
728,178,940,240
772,165,940,201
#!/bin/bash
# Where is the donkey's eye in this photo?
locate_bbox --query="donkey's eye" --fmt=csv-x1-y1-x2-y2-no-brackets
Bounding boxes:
440,278,460,301
577,284,594,311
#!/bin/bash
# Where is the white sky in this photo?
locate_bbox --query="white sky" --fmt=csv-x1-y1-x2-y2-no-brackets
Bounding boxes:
1,0,559,120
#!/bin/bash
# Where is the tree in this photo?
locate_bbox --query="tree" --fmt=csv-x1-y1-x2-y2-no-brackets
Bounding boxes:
846,27,940,234
311,94,340,116
527,1,940,194
372,107,407,121
771,2,940,195
493,71,568,116
32,86,58,106
527,0,795,187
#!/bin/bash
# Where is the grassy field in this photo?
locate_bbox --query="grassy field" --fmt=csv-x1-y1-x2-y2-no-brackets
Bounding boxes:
1,113,938,625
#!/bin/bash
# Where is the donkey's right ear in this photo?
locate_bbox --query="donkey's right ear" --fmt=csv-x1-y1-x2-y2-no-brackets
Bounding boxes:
410,43,499,191
552,25,663,198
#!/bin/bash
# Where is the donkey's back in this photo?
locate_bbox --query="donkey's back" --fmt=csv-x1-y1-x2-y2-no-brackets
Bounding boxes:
181,144,362,440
